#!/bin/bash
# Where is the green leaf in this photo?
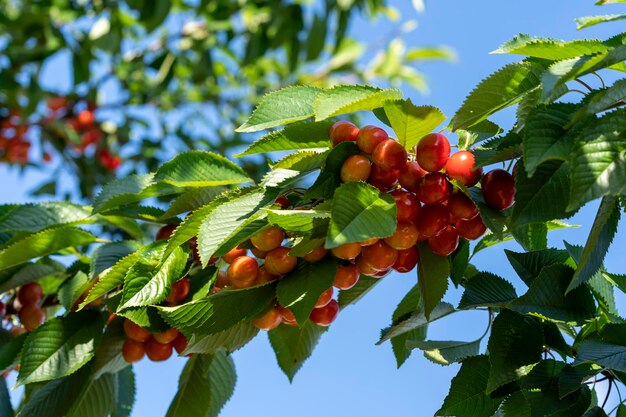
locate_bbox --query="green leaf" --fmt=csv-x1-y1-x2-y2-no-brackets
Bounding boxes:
270,150,329,171
458,272,517,309
486,310,543,393
92,317,129,379
158,283,276,336
505,248,570,286
450,239,470,286
313,85,402,121
66,372,116,417
511,264,596,324
511,223,548,251
162,187,226,219
0,262,60,293
575,14,626,30
383,99,446,150
184,322,259,355
0,378,13,417
166,352,236,417
90,241,142,279
450,61,545,131
406,47,457,61
417,242,450,320
492,34,609,59
155,151,251,187
435,356,502,417
276,258,337,324
235,121,332,157
0,227,97,271
268,321,327,381
337,276,381,308
574,339,626,372
58,271,89,311
568,196,620,292
583,408,609,417
559,363,601,398
17,311,104,386
92,173,178,214
0,203,92,233
326,182,396,248
410,339,481,366
378,302,455,344
112,367,135,417
266,209,330,235
0,331,26,373
303,141,361,201
389,284,426,367
236,86,322,132
580,80,626,116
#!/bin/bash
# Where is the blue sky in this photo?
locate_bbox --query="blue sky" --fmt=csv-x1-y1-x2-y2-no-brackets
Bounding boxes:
2,1,626,416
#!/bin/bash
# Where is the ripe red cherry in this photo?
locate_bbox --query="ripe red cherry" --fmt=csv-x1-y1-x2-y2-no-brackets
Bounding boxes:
255,267,279,285
371,268,392,278
227,256,259,289
333,264,360,290
447,192,479,220
315,287,334,308
329,121,359,146
215,270,229,288
0,301,5,318
124,319,151,343
172,333,188,354
302,246,328,263
156,224,177,241
264,247,298,275
415,172,452,204
481,169,515,210
331,243,361,261
356,125,388,153
77,110,95,127
416,203,450,238
372,140,408,171
122,339,146,363
384,222,419,250
393,247,419,273
309,299,339,326
251,247,267,258
368,165,399,192
153,327,179,344
222,247,247,264
455,215,487,240
398,161,428,192
18,282,43,306
391,190,420,223
341,155,372,183
277,305,297,326
445,151,482,186
415,133,451,172
359,237,379,246
19,304,45,331
428,226,459,257
250,226,284,252
166,277,190,304
145,337,173,362
361,241,398,271
253,307,282,331
274,195,290,208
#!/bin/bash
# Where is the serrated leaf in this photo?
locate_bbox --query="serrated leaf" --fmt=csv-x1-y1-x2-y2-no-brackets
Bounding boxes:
268,321,327,381
58,271,89,311
388,284,426,367
0,262,59,293
383,99,446,150
450,62,545,131
505,248,570,286
184,321,259,355
313,85,402,121
417,242,450,320
458,272,517,309
236,121,332,157
0,378,13,417
337,275,381,308
113,367,135,417
236,86,321,132
493,34,609,59
266,208,330,235
0,331,26,373
486,310,543,393
0,227,97,271
270,149,329,171
0,203,92,233
378,302,455,344
409,339,481,366
581,80,626,116
93,173,179,214
154,151,250,187
326,182,396,248
92,317,129,379
450,239,470,286
558,364,600,398
66,372,116,417
303,141,361,201
90,241,142,279
574,339,626,372
511,264,596,324
435,356,502,417
511,223,548,251
575,14,626,30
162,187,226,219
17,311,104,386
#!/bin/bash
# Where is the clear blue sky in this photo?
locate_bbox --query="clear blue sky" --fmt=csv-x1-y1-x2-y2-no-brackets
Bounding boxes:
2,1,625,415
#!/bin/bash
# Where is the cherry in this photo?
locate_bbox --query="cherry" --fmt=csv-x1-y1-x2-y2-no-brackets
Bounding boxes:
372,268,392,278
156,224,177,241
145,337,173,362
481,169,515,210
0,301,5,317
315,288,334,308
253,307,282,331
172,333,188,355
361,241,398,271
356,125,388,153
47,96,68,112
445,151,482,186
393,247,419,273
416,203,450,238
372,139,408,171
17,282,43,305
309,299,339,327
391,189,420,223
153,327,179,344
274,195,290,208
355,255,379,276
302,246,328,263
222,247,247,264
251,247,267,258
124,319,151,343
341,154,371,183
333,264,360,290
276,305,297,326
415,172,452,204
264,247,298,275
251,226,284,252
330,243,362,261
384,222,419,250
415,133,451,172
77,110,95,127
329,121,359,146
19,304,45,331
10,327,26,336
398,161,429,192
166,277,190,304
359,237,379,246
227,256,259,289
368,164,399,191
447,192,479,220
428,226,460,257
122,339,146,363
455,215,487,240
255,266,279,284
215,270,229,288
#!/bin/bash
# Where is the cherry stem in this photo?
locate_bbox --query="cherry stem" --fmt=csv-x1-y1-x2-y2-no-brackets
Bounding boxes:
602,379,613,409
575,78,594,92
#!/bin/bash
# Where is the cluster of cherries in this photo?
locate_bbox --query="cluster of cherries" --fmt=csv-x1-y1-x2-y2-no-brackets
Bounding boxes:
0,110,31,165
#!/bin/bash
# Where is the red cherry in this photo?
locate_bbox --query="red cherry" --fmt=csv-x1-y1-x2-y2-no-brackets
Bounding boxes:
391,189,420,223
393,247,419,273
371,268,392,278
415,172,452,204
372,140,408,171
368,165,399,192
455,215,487,240
122,339,146,363
445,151,482,186
415,133,451,172
227,256,259,289
416,203,449,238
384,222,419,250
222,247,247,264
361,241,398,271
0,301,5,318
19,304,45,331
398,161,428,192
153,327,179,344
251,226,284,252
302,246,328,263
341,154,372,183
77,110,95,127
265,247,298,275
447,192,479,220
253,307,282,331
481,169,515,210
17,282,43,305
356,125,388,154
145,337,173,362
309,299,339,326
277,305,298,326
172,333,188,355
156,224,177,241
274,196,290,208
166,277,190,304
124,319,151,343
333,264,360,290
355,255,380,276
428,226,459,256
331,243,362,261
329,121,359,146
255,267,279,285
315,287,334,308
